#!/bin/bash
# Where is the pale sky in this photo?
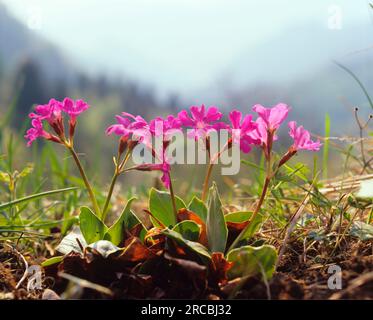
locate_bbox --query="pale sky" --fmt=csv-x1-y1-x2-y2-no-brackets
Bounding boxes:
1,0,371,97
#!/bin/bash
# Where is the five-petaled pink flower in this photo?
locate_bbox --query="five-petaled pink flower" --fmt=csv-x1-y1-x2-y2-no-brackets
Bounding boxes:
149,115,182,142
250,103,290,153
229,110,260,153
252,103,290,131
28,99,64,140
62,98,90,120
288,121,321,151
25,119,48,147
29,99,63,124
178,105,228,140
106,112,149,143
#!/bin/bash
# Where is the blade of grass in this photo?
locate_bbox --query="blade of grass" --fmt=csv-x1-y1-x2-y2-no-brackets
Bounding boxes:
334,61,373,110
323,113,330,180
0,187,78,211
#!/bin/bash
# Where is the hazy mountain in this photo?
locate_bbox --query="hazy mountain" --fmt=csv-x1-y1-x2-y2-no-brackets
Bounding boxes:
208,21,373,134
0,4,74,82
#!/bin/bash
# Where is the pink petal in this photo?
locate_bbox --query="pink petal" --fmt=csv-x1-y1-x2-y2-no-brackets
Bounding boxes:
229,110,242,129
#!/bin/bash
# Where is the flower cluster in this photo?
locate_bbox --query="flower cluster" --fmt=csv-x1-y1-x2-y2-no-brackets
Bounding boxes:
105,103,320,188
25,98,90,147
26,99,321,188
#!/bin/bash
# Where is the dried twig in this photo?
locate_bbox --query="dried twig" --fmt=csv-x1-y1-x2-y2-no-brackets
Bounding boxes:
4,243,29,290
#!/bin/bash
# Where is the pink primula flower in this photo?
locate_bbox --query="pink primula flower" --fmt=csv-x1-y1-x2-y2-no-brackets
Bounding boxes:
106,112,149,142
149,115,182,141
29,99,63,124
62,98,90,119
25,119,48,147
178,104,228,140
229,110,260,153
248,117,279,146
250,103,290,150
252,103,290,131
288,121,321,151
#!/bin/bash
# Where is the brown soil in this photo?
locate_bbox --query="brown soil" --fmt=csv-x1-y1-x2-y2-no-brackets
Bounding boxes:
232,238,373,300
1,238,372,300
0,244,42,299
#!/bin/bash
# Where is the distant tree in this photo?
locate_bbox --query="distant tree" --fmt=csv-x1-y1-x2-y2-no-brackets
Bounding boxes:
0,54,3,81
167,93,180,112
77,72,91,94
13,58,46,128
95,74,109,98
54,78,68,101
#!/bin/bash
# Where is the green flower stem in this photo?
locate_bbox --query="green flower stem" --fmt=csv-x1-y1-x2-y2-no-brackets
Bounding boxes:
201,162,214,202
229,141,273,251
168,170,178,220
68,146,101,218
101,149,131,222
201,140,230,202
101,172,119,222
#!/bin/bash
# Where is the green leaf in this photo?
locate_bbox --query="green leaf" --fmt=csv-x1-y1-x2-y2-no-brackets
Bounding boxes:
350,221,373,241
225,211,253,223
149,188,186,227
188,196,207,222
173,220,200,241
18,163,34,179
206,183,228,253
0,187,78,211
0,171,10,183
56,226,87,255
79,207,107,244
104,198,136,245
87,240,122,258
41,256,64,267
162,228,211,262
232,212,264,248
227,245,277,280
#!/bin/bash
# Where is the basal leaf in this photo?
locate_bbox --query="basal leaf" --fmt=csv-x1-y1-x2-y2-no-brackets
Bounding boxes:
162,228,211,262
224,211,252,223
173,220,200,241
227,245,277,280
56,226,87,255
206,183,228,253
79,207,107,244
188,196,207,222
87,240,122,258
104,197,136,245
149,188,186,227
232,212,264,247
